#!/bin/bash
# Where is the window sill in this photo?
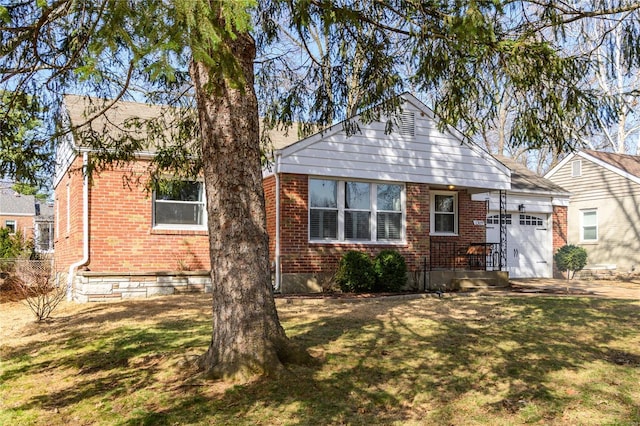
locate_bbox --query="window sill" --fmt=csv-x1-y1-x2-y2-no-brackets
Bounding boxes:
430,232,459,237
309,240,406,246
151,228,208,236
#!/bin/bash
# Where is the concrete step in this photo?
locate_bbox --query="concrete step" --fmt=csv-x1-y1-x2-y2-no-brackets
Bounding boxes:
452,278,509,291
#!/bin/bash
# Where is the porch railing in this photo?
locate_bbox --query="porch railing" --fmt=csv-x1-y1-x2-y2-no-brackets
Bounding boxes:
429,239,500,271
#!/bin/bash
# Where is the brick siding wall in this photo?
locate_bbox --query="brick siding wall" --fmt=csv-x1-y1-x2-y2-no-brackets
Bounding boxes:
552,205,568,252
54,155,86,274
54,156,210,275
272,173,488,276
552,205,568,277
0,215,34,241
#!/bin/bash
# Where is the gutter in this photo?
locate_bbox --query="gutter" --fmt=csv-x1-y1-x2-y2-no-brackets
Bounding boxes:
274,153,282,293
67,152,90,300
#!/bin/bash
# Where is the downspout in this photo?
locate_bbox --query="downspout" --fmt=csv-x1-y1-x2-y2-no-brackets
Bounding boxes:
67,152,89,300
274,153,282,293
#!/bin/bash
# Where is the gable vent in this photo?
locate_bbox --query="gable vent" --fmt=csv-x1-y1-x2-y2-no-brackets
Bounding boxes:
398,112,415,137
572,160,582,177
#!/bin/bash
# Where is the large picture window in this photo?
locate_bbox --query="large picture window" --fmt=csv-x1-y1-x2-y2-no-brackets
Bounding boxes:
581,209,598,242
153,179,205,229
309,178,404,243
431,191,458,235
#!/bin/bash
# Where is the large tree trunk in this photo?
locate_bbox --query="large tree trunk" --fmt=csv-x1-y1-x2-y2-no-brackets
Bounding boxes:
190,31,305,381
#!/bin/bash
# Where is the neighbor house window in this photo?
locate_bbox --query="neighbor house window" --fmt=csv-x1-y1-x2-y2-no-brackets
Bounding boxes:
153,179,205,229
581,209,598,242
309,178,404,242
431,191,458,235
5,220,16,233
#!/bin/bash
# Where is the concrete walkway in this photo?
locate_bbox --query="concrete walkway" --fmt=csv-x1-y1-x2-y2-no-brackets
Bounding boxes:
509,278,640,300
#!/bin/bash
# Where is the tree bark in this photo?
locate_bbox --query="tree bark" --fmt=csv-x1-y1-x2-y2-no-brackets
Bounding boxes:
190,31,306,381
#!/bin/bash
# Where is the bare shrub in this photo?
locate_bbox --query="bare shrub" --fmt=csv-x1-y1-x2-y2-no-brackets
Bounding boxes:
318,270,339,293
12,260,64,322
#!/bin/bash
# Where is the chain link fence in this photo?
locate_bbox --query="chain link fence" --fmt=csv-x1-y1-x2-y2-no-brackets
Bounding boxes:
0,258,54,282
1,258,64,321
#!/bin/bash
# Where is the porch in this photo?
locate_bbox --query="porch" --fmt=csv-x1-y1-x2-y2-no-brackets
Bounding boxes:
426,239,509,291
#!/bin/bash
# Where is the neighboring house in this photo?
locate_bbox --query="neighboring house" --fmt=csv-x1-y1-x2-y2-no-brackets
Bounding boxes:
0,182,54,254
56,93,567,302
545,149,640,275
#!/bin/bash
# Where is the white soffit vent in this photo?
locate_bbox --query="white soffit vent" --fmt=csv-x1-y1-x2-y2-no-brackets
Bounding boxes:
399,111,415,137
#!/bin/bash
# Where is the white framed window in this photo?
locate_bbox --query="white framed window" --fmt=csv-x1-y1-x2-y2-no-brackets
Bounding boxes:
581,209,598,242
519,214,544,226
431,191,458,235
376,184,403,240
153,179,206,229
487,214,512,225
572,160,582,177
309,179,338,240
309,178,405,243
5,220,16,233
344,182,371,240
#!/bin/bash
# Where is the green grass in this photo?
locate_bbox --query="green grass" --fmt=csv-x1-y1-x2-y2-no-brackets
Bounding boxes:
1,294,639,425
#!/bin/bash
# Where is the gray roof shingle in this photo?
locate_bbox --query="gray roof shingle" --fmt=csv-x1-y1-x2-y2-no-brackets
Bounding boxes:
496,155,569,195
0,185,36,215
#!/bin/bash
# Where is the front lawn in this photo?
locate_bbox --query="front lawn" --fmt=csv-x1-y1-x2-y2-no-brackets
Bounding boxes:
1,294,639,425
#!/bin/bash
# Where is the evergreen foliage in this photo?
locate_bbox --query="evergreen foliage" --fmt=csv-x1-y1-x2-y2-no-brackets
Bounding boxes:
335,251,377,293
554,245,588,279
374,250,407,292
3,0,640,381
0,228,32,259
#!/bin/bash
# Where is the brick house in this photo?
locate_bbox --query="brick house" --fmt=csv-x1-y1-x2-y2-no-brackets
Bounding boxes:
264,94,569,292
55,94,568,301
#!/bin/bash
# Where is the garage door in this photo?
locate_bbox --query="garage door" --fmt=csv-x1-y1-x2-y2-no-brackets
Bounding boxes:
486,212,551,278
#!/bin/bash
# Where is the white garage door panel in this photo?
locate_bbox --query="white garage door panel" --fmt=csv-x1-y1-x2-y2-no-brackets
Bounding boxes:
486,213,551,278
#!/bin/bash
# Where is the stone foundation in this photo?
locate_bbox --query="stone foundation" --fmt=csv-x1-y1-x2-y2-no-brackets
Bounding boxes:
69,270,212,302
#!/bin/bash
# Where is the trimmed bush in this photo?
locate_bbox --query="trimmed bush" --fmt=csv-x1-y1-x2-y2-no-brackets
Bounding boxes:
374,250,407,292
554,245,588,279
335,251,376,293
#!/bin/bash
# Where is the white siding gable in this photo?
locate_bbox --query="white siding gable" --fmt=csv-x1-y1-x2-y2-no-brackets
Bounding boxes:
269,94,509,191
53,130,78,189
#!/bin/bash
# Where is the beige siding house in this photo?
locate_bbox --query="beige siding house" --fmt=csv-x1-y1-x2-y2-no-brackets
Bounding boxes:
545,149,640,274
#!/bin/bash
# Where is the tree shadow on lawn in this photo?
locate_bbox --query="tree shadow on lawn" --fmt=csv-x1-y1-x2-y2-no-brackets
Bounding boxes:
2,295,640,425
123,296,640,425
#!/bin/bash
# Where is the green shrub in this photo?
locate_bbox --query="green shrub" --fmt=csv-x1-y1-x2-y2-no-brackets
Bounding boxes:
335,251,376,293
0,228,32,259
554,245,588,279
374,250,407,292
